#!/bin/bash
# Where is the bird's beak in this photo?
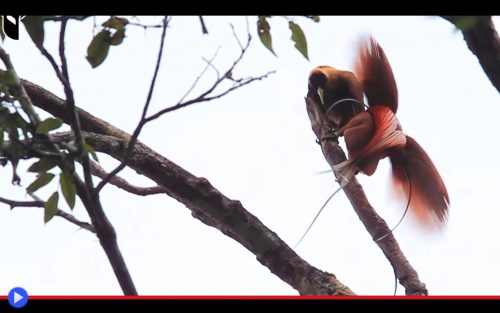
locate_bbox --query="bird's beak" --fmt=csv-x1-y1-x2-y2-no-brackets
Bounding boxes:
317,87,325,106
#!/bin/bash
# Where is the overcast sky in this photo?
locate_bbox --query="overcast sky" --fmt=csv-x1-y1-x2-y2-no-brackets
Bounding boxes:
1,16,500,295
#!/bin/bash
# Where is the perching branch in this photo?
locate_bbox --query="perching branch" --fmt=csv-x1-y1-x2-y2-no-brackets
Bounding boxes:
0,195,95,233
22,79,354,295
441,16,500,93
305,96,428,295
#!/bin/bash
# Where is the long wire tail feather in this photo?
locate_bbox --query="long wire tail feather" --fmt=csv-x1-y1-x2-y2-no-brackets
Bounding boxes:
293,179,349,249
375,166,412,242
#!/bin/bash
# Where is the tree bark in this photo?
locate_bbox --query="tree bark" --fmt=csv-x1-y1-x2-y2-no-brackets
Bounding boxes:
305,97,428,295
23,79,354,295
441,16,500,93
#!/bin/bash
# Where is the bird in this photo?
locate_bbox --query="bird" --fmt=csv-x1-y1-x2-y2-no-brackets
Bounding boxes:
307,36,449,226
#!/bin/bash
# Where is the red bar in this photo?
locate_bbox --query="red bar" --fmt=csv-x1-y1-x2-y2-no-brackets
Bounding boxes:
0,295,499,300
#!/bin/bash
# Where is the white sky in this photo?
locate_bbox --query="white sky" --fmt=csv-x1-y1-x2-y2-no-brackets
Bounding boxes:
1,16,500,295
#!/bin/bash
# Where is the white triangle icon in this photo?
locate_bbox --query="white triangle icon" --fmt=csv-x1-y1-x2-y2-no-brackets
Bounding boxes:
13,292,23,304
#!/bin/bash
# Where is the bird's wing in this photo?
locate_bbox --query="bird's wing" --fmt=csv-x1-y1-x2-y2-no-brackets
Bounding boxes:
355,36,399,113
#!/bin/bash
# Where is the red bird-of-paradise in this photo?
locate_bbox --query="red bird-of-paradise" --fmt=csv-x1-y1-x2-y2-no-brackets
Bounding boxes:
307,36,449,227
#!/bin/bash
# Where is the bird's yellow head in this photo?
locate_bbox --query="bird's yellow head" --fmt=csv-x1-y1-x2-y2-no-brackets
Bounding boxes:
308,66,364,129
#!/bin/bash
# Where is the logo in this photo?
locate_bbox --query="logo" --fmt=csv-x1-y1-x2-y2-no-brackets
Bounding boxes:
1,16,25,40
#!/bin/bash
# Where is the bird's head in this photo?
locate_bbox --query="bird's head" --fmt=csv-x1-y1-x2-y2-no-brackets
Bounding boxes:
308,66,364,129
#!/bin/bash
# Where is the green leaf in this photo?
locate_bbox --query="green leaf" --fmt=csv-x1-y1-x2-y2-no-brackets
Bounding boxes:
83,142,99,162
86,29,111,68
28,158,60,173
27,172,55,194
454,16,479,31
44,191,59,223
36,117,63,134
102,17,129,29
305,15,320,22
60,171,76,210
289,21,309,60
22,16,45,48
44,16,89,22
110,28,125,46
257,16,276,56
12,112,30,135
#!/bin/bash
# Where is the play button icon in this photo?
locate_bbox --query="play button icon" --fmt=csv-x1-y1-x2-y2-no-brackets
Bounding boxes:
8,287,28,308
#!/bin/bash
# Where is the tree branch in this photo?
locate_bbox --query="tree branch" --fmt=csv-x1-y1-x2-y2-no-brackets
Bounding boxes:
143,25,275,123
0,195,95,233
441,16,500,93
25,17,138,295
0,46,41,125
304,96,428,295
22,79,355,295
199,16,208,35
52,130,354,296
95,16,169,193
89,160,167,196
71,174,137,294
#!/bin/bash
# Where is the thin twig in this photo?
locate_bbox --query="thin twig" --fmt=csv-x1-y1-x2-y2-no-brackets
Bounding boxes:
230,23,244,50
0,196,44,208
55,210,95,233
0,195,95,233
39,46,67,87
143,29,275,123
179,46,221,104
57,17,94,194
0,47,41,125
128,22,164,29
89,160,167,196
95,16,169,193
199,16,208,35
144,71,275,123
202,53,221,80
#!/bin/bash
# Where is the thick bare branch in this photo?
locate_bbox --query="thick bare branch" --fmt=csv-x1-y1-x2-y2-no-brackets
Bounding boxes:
23,79,354,295
441,16,500,93
305,96,427,296
53,131,354,296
